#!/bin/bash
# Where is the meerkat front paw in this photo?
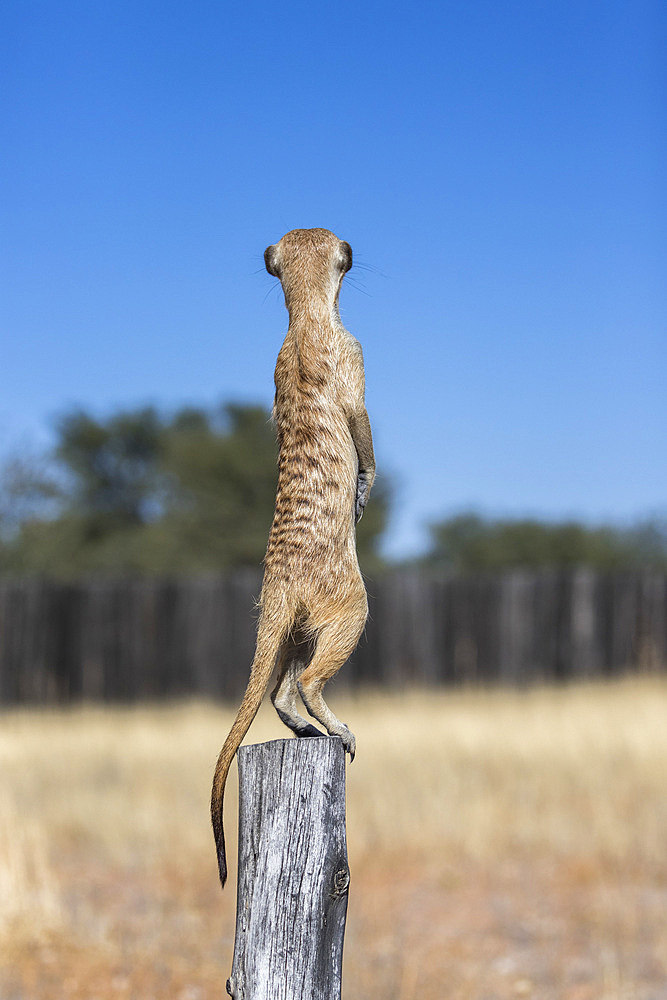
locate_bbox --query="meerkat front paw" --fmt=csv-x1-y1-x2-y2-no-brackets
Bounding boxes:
355,473,370,523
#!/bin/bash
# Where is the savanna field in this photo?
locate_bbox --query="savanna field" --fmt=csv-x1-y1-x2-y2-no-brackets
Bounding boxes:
1,679,666,1000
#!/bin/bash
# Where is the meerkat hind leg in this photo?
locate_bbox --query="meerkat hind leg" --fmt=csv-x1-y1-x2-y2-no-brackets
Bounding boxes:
297,616,366,759
271,635,323,738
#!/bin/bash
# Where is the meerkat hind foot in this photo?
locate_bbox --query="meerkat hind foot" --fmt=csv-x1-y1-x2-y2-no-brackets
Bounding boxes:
271,683,324,738
272,702,324,738
293,721,325,738
296,680,356,760
339,725,356,761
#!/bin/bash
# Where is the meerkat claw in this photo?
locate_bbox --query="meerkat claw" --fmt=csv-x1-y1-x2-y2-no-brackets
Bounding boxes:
340,727,356,761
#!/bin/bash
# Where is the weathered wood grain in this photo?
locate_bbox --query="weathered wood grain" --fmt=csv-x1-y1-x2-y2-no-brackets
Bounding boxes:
228,736,350,1000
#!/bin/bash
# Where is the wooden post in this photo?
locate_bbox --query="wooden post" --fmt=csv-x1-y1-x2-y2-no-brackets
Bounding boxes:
227,736,350,1000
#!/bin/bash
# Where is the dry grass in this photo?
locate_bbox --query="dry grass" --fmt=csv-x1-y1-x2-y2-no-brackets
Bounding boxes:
1,678,666,999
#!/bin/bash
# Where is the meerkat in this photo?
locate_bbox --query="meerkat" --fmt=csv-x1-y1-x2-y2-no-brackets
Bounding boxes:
210,227,375,888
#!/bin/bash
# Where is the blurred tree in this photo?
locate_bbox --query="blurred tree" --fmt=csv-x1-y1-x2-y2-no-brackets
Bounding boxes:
0,451,61,542
55,407,165,536
425,511,667,572
153,403,283,570
1,403,391,576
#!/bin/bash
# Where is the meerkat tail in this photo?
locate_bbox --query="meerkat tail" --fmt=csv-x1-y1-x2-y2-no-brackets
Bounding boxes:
210,228,374,889
210,621,286,888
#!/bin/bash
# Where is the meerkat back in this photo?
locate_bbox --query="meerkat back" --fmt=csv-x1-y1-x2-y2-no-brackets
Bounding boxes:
210,228,375,888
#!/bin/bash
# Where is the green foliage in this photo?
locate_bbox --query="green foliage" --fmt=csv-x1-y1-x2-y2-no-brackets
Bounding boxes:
426,511,667,572
0,403,391,577
54,407,165,535
0,452,61,540
150,403,282,571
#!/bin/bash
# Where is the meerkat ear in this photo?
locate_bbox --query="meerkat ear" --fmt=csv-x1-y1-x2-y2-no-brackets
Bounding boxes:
339,241,353,273
264,245,280,277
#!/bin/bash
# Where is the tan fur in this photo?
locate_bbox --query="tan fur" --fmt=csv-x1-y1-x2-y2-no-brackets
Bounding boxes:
210,228,375,887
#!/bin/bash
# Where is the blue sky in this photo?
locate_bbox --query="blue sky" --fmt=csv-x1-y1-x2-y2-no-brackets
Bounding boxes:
1,1,665,556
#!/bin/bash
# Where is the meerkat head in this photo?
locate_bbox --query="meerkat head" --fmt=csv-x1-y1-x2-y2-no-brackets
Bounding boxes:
265,228,352,312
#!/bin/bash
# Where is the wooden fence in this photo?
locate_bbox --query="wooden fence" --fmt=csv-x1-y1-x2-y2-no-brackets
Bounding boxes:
0,570,665,705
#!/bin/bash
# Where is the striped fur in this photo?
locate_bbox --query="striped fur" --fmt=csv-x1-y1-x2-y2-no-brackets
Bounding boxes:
210,229,375,887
